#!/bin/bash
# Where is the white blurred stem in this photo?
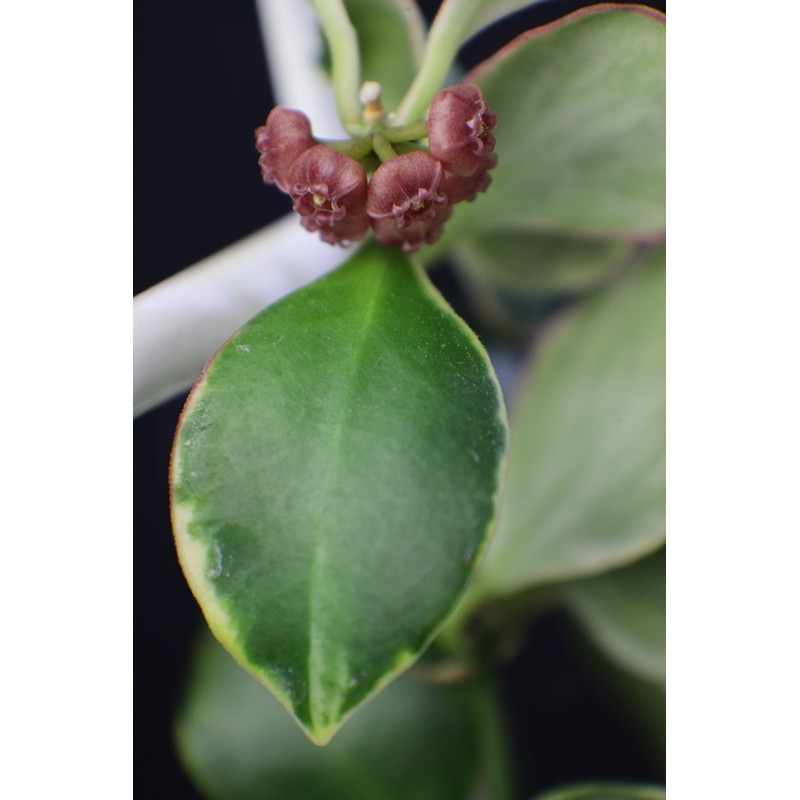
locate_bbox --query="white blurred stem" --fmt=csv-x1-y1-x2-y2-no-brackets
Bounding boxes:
135,3,348,418
253,0,346,137
134,216,350,417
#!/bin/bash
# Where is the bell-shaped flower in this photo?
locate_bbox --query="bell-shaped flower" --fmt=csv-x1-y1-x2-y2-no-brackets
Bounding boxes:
285,144,370,246
427,84,497,178
366,151,450,253
255,107,315,192
442,152,498,204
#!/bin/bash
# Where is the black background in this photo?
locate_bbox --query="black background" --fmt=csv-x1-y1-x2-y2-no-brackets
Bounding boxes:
135,2,665,797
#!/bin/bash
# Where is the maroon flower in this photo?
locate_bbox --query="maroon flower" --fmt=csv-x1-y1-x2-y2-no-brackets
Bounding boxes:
285,144,369,246
442,152,497,204
255,107,315,191
366,151,450,253
427,84,497,178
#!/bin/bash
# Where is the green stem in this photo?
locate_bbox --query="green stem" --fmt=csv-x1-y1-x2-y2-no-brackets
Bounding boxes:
393,0,484,124
307,0,362,132
322,137,374,161
470,672,515,800
383,120,429,143
372,132,399,163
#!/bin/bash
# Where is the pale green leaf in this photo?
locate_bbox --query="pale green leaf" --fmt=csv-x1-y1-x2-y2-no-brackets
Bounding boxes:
450,6,665,237
463,0,547,41
473,247,665,597
452,230,636,297
561,548,666,683
533,783,665,800
170,241,507,744
343,0,426,113
175,630,480,800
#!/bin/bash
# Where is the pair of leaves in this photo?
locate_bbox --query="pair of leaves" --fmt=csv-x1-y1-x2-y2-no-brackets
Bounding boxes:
171,241,507,745
471,247,665,602
443,5,666,694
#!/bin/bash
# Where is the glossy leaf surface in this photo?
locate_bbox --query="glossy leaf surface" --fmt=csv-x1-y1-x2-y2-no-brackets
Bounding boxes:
453,5,665,237
533,784,665,800
474,247,665,596
343,0,426,111
176,630,480,800
171,241,507,744
561,548,665,683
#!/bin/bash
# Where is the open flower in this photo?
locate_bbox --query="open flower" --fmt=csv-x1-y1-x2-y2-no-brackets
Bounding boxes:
427,84,497,178
366,151,450,253
285,144,370,246
255,107,315,191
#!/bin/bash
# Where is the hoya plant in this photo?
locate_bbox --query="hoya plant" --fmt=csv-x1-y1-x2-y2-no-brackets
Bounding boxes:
135,1,665,798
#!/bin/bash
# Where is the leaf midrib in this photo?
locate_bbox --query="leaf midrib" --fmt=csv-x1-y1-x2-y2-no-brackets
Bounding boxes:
306,259,391,733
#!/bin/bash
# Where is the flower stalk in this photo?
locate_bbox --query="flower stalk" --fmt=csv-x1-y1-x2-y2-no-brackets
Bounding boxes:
371,132,399,163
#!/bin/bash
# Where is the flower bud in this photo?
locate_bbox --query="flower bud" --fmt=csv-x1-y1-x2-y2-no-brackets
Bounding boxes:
442,152,497,204
427,84,497,178
285,144,369,246
254,107,315,191
366,151,450,253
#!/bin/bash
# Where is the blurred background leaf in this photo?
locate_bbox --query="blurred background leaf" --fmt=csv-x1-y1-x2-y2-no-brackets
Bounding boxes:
472,246,665,599
175,629,481,800
559,548,665,684
343,0,427,111
457,6,665,236
532,782,665,800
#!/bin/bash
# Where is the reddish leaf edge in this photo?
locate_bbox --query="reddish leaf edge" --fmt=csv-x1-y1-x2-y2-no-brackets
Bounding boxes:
466,3,666,85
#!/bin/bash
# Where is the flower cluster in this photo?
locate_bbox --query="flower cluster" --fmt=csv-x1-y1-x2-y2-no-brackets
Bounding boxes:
254,85,497,253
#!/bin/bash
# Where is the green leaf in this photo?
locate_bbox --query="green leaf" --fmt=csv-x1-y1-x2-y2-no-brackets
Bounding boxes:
460,0,548,41
170,241,508,744
443,232,636,333
175,629,481,800
343,0,426,113
452,230,635,297
532,783,665,800
473,247,665,597
560,548,665,683
452,6,665,237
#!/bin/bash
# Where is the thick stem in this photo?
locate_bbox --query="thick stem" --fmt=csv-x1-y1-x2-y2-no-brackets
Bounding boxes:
133,215,350,416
